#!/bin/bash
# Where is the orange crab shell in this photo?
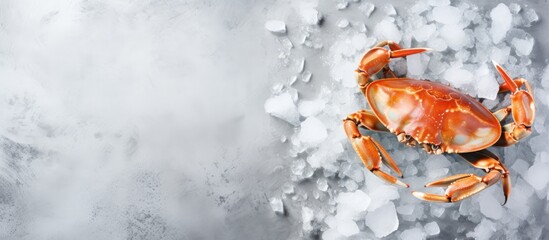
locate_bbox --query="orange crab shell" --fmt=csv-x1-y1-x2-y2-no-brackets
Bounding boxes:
366,78,502,154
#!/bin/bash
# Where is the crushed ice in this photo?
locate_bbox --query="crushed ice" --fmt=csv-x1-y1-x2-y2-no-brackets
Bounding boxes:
265,0,547,239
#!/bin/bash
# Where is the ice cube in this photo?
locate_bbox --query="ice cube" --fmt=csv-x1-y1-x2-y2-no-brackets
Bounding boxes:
524,9,539,26
467,219,496,240
400,227,426,240
337,218,360,237
424,221,440,236
427,38,448,52
366,185,399,211
269,197,284,215
299,117,328,144
301,70,312,83
475,63,499,100
317,177,329,191
336,1,349,10
365,202,399,238
490,4,512,44
479,192,503,220
509,3,521,14
322,229,344,240
444,67,473,88
396,204,415,215
265,20,287,34
490,46,511,65
407,54,428,77
374,19,402,43
298,99,325,117
264,92,300,126
337,19,350,28
302,206,315,231
359,2,375,17
525,152,549,192
382,4,397,16
336,190,372,217
440,24,467,50
432,6,462,25
413,24,436,42
511,37,534,56
301,8,322,25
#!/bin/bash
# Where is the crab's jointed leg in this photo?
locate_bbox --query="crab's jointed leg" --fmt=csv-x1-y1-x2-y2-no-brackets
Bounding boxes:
412,149,511,204
491,62,536,146
344,110,408,187
355,41,430,94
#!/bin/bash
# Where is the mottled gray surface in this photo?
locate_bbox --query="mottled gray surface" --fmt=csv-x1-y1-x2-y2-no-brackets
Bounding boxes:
0,0,548,239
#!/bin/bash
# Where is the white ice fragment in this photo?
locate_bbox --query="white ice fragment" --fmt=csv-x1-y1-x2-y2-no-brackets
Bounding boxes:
440,24,467,50
525,152,549,192
269,197,284,215
331,60,356,88
337,219,360,237
407,54,428,77
351,34,368,51
428,0,450,7
479,192,503,220
511,37,534,56
317,177,329,191
382,4,397,16
299,117,327,144
282,183,294,195
432,6,461,25
524,9,539,26
298,99,325,117
403,148,420,161
444,67,473,88
425,154,451,169
337,19,350,28
302,206,315,232
475,64,499,100
353,22,367,33
322,229,344,240
490,3,512,44
542,66,549,89
336,1,348,10
509,3,521,14
396,204,415,215
366,184,400,211
467,219,496,240
336,190,371,219
400,227,426,240
291,159,306,176
411,2,430,14
427,38,448,52
297,58,305,73
359,2,375,17
365,202,399,238
265,20,286,34
511,158,529,178
264,92,300,126
490,46,511,65
301,8,322,25
374,19,402,43
301,70,312,83
424,221,440,236
413,24,436,42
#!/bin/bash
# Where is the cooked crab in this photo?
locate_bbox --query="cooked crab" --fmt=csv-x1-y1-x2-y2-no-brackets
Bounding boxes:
344,40,535,204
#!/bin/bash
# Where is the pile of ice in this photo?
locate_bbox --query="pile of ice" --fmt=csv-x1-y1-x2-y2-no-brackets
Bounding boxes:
264,0,547,239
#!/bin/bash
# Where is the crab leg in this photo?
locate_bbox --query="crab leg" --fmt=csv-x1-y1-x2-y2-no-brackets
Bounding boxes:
344,110,408,187
355,41,430,93
412,149,510,204
492,62,536,146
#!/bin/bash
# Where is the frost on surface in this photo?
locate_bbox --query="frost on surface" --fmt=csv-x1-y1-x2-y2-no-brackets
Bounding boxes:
264,0,546,239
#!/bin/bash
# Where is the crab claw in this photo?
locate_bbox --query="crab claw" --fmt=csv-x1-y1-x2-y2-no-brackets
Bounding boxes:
391,48,432,58
412,170,506,204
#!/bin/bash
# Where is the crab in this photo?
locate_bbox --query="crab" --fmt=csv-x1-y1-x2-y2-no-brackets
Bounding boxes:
344,40,535,204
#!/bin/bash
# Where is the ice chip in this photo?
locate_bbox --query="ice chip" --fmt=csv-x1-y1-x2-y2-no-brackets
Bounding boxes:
441,24,467,50
337,219,359,237
400,227,426,240
264,92,300,126
479,192,503,220
407,54,428,77
524,9,539,26
511,37,534,56
382,4,397,16
265,20,286,34
299,117,328,144
317,177,329,191
359,2,375,17
413,24,436,42
490,4,512,44
301,8,322,25
269,197,284,215
424,221,440,236
433,6,461,25
365,202,399,238
444,67,473,88
374,19,402,43
337,19,350,28
298,99,325,117
525,152,549,192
